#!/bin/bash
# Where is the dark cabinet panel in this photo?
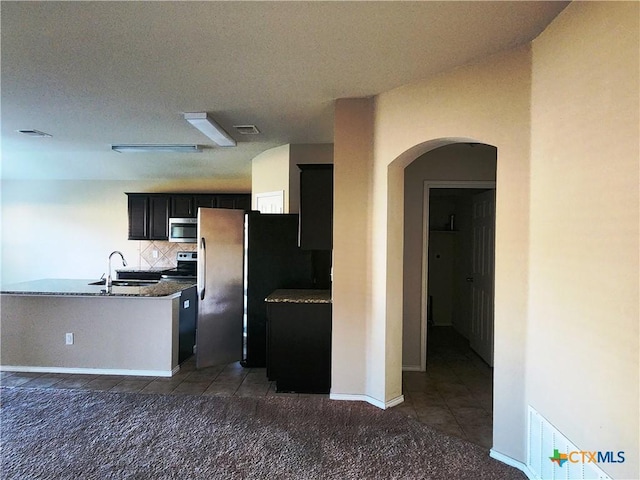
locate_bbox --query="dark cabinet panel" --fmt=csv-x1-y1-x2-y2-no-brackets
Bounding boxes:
127,194,148,240
149,195,169,239
266,301,331,393
233,194,252,212
179,286,197,364
216,195,236,209
116,270,163,281
126,193,169,240
298,164,333,250
171,196,194,217
194,195,217,211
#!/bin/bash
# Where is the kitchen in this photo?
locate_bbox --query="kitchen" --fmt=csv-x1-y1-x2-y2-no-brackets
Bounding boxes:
0,152,334,394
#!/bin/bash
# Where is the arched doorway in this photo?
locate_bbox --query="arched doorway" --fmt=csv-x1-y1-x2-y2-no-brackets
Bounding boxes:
398,141,497,448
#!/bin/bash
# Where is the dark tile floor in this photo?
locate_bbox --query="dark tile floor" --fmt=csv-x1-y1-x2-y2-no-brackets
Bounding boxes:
397,326,494,448
0,326,492,448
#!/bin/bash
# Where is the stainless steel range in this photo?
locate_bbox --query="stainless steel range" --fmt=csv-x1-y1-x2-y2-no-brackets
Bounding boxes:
161,251,197,281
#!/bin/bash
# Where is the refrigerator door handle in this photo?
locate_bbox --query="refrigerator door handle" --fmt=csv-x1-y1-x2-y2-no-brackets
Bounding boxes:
199,236,206,300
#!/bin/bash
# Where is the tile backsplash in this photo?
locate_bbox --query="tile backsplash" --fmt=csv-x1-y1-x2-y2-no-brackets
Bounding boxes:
135,241,197,269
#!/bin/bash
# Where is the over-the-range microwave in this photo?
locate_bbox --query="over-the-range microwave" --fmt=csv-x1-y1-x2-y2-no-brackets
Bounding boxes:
168,217,197,243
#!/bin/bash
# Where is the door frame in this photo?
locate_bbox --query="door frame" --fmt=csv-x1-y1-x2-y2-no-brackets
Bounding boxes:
419,180,496,371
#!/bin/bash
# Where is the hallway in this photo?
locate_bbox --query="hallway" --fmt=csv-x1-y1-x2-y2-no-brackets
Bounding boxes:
398,326,493,449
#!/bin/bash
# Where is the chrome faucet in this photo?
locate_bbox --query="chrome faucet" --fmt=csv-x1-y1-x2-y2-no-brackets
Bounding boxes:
106,251,127,290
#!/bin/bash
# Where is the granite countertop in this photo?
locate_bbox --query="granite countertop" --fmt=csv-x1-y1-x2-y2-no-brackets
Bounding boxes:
0,279,196,298
265,289,331,304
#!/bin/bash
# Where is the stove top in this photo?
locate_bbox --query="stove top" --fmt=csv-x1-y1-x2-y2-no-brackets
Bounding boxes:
161,251,197,281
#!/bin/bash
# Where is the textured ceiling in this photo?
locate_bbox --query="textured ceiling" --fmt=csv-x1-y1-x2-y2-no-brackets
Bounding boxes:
1,1,568,182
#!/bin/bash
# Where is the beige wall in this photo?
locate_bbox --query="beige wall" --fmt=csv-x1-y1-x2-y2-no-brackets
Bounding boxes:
376,45,533,461
251,144,291,212
329,45,533,457
402,144,496,369
528,2,639,478
332,98,374,399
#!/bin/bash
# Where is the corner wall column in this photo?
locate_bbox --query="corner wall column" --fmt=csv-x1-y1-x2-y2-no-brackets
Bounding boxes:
331,98,375,400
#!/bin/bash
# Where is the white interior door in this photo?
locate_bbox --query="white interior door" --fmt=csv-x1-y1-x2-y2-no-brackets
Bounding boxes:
470,189,495,366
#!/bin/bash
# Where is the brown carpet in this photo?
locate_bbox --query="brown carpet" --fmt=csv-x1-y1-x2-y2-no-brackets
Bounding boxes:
0,387,525,479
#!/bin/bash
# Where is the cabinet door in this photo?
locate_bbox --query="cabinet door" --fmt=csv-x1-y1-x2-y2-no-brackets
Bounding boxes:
149,195,169,240
216,195,236,209
171,195,194,217
233,194,252,212
267,302,332,393
127,194,148,240
298,164,333,250
194,195,217,211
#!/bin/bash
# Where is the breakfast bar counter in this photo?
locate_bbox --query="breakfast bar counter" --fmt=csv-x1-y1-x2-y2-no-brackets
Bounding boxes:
265,289,331,304
0,278,193,298
1,279,197,378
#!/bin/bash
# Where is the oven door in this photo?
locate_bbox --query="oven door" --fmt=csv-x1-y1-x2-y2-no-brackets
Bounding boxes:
168,218,197,243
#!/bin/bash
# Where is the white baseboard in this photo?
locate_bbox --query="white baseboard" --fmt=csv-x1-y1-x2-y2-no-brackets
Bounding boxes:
330,393,405,410
0,365,179,378
490,449,535,479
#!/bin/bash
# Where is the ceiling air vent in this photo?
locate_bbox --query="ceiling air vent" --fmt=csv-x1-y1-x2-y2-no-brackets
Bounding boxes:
18,129,52,138
233,125,260,135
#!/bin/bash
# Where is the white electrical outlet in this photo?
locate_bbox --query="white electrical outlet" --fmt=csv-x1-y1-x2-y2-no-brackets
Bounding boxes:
152,250,159,258
183,299,190,309
65,333,74,345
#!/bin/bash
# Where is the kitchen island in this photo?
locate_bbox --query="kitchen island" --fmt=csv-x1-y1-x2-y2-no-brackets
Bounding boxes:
266,289,331,394
1,279,196,377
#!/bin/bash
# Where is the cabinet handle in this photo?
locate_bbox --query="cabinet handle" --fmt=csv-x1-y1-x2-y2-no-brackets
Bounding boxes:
199,237,206,300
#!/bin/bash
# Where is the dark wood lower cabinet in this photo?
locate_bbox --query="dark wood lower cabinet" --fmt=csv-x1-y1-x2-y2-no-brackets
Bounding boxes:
266,297,331,394
179,286,197,364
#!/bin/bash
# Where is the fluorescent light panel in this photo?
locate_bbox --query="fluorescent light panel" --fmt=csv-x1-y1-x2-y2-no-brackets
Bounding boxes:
111,144,201,153
184,112,236,147
18,129,52,137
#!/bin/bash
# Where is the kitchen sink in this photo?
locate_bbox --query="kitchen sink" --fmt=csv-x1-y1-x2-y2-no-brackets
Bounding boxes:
89,279,159,287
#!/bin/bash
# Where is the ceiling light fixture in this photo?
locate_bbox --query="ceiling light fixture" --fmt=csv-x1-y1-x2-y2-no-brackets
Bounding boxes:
184,112,236,147
111,144,202,153
18,129,52,138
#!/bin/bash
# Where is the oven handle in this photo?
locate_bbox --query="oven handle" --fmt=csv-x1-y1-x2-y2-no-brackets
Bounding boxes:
198,237,206,300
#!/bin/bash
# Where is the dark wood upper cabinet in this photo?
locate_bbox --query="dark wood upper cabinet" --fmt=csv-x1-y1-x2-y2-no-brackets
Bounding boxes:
194,195,217,211
127,194,149,240
148,195,169,239
127,194,169,240
170,195,194,217
298,164,333,250
233,194,252,212
127,193,250,240
216,196,236,209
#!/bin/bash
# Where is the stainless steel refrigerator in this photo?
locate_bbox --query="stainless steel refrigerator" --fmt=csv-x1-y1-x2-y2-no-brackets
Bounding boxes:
196,208,245,369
